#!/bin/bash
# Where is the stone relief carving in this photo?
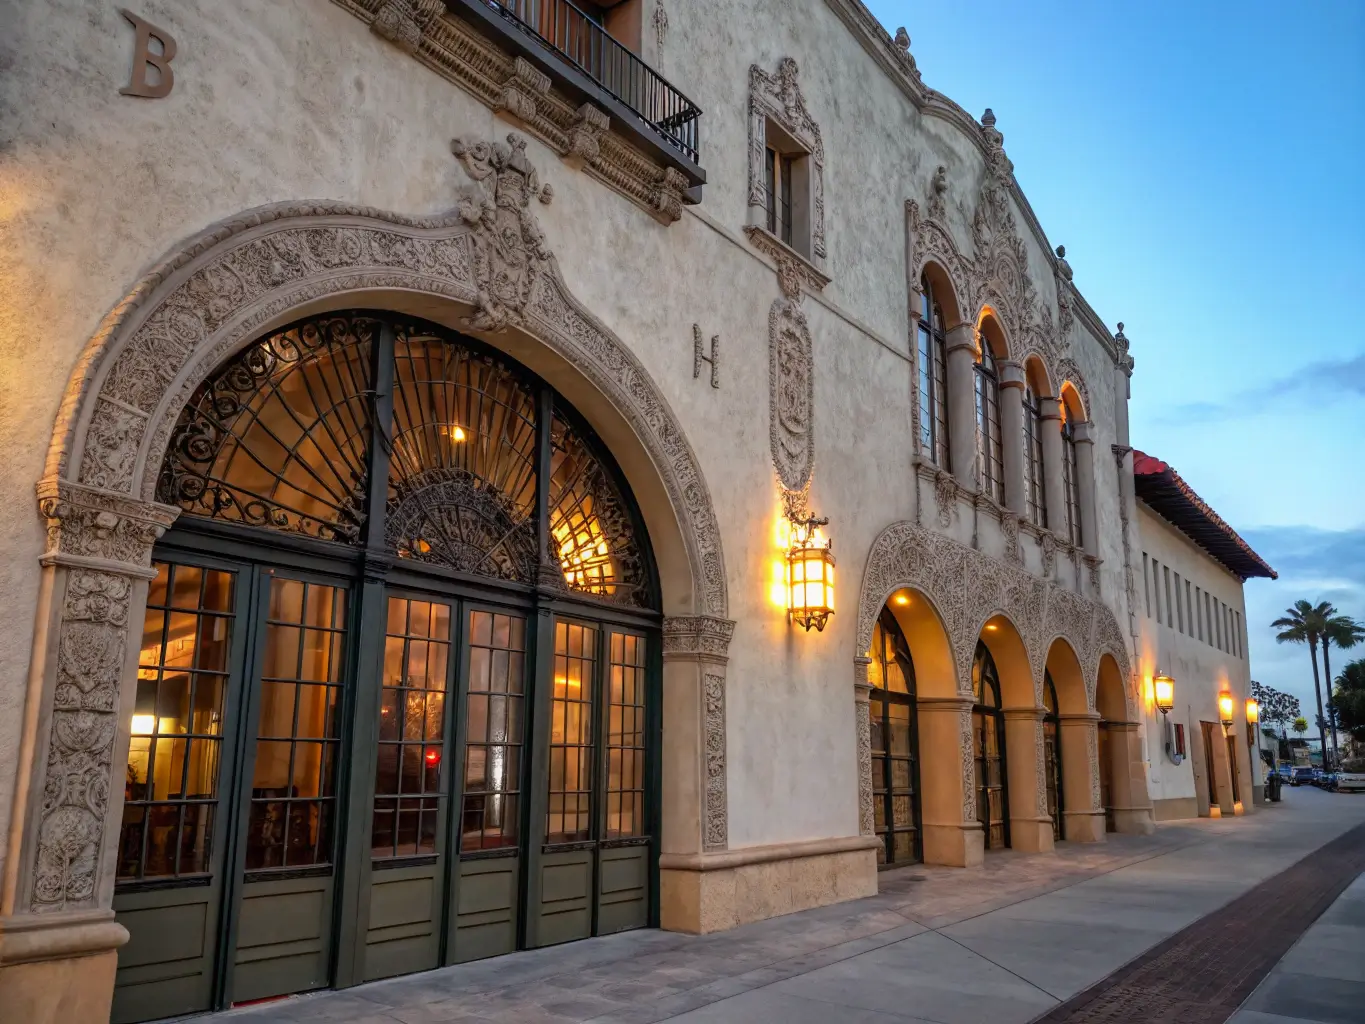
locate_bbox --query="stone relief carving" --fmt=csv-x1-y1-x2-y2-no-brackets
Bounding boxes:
1035,722,1049,818
703,673,729,850
960,710,977,821
693,324,720,388
452,133,555,332
743,226,831,301
855,684,875,836
890,27,923,85
1054,245,1075,341
1088,727,1101,810
927,164,948,222
1001,512,1023,567
768,298,815,492
653,0,668,53
855,520,1133,708
370,0,445,54
934,470,958,528
1040,531,1057,579
748,58,826,261
661,615,736,657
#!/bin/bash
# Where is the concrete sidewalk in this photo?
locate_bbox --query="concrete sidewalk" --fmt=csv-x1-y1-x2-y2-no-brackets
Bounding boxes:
183,788,1365,1024
1230,866,1365,1024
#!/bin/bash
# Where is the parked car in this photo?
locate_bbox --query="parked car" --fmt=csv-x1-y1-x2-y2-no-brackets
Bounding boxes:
1274,764,1295,782
1290,766,1317,786
1338,759,1365,793
1316,771,1339,792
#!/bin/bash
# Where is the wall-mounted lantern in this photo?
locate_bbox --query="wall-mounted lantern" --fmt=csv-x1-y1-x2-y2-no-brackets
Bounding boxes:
787,513,835,632
1218,691,1236,736
1245,698,1259,747
1154,674,1175,715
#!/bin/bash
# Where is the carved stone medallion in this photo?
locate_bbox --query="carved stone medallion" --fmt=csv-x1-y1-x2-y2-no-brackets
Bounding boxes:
769,298,815,492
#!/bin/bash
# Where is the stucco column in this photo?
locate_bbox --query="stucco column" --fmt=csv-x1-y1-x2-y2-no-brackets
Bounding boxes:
944,324,980,493
1105,721,1156,835
1072,421,1099,557
1058,713,1105,842
1003,707,1054,853
916,696,984,868
0,480,178,1024
657,615,736,934
1039,397,1067,540
997,361,1028,515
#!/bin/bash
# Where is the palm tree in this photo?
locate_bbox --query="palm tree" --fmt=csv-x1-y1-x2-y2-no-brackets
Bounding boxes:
1321,614,1364,766
1273,600,1334,769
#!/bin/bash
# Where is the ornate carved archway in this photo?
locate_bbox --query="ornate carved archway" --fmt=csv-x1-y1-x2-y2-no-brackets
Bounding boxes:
8,135,732,961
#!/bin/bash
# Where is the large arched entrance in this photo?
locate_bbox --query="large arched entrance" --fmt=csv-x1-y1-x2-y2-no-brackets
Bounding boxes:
1095,653,1154,835
109,313,663,1020
866,608,921,866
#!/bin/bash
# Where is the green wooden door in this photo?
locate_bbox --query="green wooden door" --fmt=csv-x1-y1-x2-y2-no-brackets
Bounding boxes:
528,620,650,947
111,560,246,1024
225,572,349,1005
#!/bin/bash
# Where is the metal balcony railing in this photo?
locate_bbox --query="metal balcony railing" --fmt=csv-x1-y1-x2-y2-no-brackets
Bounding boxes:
481,0,702,164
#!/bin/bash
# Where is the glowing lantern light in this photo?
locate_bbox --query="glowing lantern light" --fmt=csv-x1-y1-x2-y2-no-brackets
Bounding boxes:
1154,675,1175,716
787,514,835,632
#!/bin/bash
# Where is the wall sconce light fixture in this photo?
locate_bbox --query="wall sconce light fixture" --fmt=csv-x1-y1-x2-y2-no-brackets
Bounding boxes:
1154,674,1175,716
787,513,835,632
1219,690,1235,736
1245,698,1259,746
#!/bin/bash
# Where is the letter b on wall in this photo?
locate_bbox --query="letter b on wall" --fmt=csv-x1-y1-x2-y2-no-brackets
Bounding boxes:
120,8,177,98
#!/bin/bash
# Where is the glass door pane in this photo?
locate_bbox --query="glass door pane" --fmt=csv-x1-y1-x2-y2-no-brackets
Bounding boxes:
363,595,455,981
231,576,348,1005
870,696,889,865
597,631,649,934
450,607,528,965
112,561,242,1024
886,701,917,864
1044,719,1061,841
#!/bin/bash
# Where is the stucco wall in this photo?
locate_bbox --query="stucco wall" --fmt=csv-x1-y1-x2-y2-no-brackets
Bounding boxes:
0,0,1138,882
1134,504,1254,806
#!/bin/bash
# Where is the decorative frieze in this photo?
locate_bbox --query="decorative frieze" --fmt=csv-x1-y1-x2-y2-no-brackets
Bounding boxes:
662,615,736,659
702,673,728,850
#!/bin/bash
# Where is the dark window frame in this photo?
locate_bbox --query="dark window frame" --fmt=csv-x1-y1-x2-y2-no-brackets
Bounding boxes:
975,343,1005,505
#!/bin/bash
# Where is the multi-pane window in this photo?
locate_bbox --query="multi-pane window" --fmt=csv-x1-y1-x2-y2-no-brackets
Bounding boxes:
867,612,919,866
547,621,597,843
1142,554,1152,617
605,632,647,838
972,643,1007,850
246,579,347,870
763,145,795,248
1174,573,1184,633
1023,383,1047,528
975,343,1005,503
373,598,451,860
1061,413,1082,546
1185,581,1194,637
120,562,235,882
1164,567,1174,628
916,279,951,469
461,610,527,851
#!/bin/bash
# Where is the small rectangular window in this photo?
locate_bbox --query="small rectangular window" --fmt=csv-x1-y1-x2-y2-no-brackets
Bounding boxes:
1174,722,1186,757
1196,587,1203,641
1164,566,1174,629
762,128,811,257
1216,601,1224,651
1185,581,1193,636
1152,561,1162,622
1235,611,1243,658
1175,573,1184,634
1206,593,1213,647
1142,554,1151,617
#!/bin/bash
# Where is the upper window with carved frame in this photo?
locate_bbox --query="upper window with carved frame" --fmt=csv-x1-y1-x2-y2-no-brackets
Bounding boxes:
159,313,656,609
975,342,1005,504
916,277,951,470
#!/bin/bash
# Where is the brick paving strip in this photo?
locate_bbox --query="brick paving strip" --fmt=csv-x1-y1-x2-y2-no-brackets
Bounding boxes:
1029,821,1365,1024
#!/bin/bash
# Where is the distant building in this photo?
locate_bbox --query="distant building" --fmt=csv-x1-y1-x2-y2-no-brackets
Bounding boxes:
1133,453,1277,817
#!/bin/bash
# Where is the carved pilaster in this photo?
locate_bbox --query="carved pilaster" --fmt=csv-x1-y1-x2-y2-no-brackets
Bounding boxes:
10,482,176,926
854,659,874,836
661,615,735,661
663,615,735,852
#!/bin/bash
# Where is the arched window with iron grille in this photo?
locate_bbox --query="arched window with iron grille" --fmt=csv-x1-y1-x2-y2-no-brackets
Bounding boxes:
916,277,950,469
975,342,1005,503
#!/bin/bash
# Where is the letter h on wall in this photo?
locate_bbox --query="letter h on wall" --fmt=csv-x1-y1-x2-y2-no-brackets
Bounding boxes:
693,324,720,388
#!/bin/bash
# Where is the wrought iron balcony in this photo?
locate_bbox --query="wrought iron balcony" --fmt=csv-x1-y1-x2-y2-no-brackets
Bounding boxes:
470,0,702,172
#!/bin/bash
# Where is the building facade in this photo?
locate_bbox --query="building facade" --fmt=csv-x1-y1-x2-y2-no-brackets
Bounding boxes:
1132,453,1276,821
0,1,1196,1020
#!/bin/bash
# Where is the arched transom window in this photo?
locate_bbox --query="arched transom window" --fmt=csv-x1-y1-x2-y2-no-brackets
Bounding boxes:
1060,398,1083,548
916,276,950,469
159,313,653,608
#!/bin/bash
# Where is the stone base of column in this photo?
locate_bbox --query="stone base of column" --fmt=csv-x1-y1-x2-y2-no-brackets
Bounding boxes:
1252,784,1265,806
1008,817,1056,853
922,821,984,868
659,836,879,934
1110,805,1156,834
0,913,127,1024
1061,810,1107,843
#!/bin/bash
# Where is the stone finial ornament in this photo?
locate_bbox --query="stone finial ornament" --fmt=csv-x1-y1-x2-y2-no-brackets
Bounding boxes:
1114,322,1135,375
891,27,922,82
895,26,910,49
927,164,949,221
1055,244,1073,281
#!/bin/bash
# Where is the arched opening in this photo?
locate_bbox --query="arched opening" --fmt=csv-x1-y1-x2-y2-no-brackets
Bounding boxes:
916,266,957,470
1059,384,1086,548
866,607,921,866
112,312,664,1021
972,641,1009,849
1043,674,1063,840
1022,358,1050,529
974,313,1009,504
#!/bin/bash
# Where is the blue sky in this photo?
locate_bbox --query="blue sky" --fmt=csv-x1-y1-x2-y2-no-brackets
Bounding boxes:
861,1,1365,715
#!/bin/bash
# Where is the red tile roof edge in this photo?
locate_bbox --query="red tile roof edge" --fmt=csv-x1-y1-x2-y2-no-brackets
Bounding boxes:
1132,449,1278,581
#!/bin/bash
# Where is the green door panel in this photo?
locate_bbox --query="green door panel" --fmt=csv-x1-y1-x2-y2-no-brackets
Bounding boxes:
533,850,594,947
231,875,334,1004
364,865,440,980
111,894,214,1024
597,844,649,934
452,855,519,962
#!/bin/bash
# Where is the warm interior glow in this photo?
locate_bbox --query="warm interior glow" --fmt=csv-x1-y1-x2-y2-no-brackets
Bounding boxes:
1218,691,1235,725
445,425,467,442
893,593,910,606
1154,675,1175,714
131,714,157,735
1245,698,1259,724
984,623,998,632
